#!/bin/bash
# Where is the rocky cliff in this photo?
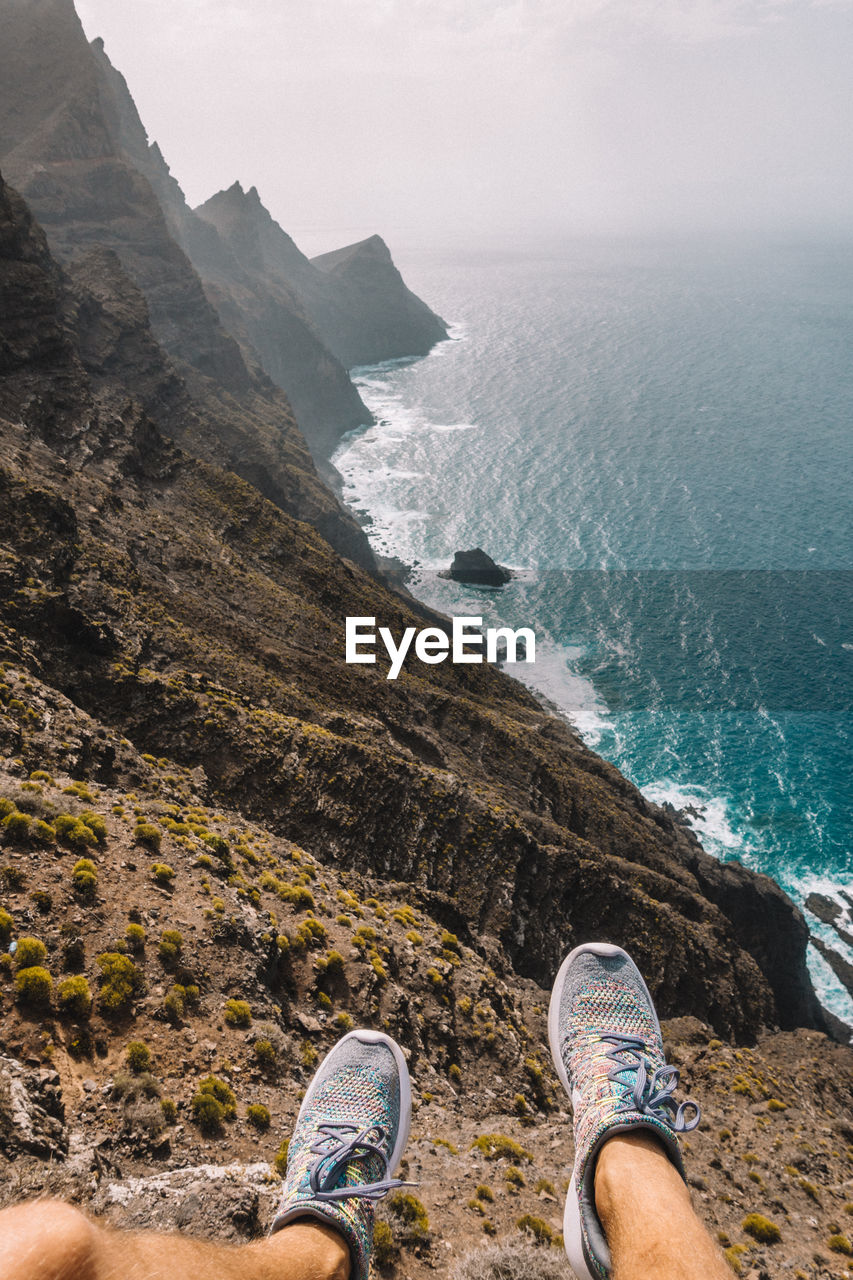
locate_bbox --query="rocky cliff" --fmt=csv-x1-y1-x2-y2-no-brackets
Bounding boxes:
198,184,448,371
0,0,369,474
0,0,447,465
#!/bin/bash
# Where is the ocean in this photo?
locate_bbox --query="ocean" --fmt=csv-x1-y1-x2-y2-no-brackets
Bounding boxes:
332,237,853,1025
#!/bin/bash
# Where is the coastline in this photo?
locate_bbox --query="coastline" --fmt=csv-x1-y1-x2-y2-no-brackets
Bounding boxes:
332,333,853,1039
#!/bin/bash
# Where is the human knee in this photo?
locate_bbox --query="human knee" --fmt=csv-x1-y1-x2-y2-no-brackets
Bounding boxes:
2,1199,99,1280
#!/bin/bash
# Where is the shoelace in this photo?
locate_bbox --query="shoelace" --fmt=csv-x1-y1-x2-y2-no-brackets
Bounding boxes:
308,1122,409,1202
603,1032,701,1132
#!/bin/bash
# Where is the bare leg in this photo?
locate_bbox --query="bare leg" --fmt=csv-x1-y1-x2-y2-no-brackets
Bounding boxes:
595,1133,729,1280
0,1200,350,1280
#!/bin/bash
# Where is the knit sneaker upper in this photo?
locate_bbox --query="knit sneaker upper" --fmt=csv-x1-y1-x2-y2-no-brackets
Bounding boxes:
552,947,700,1279
271,1031,409,1280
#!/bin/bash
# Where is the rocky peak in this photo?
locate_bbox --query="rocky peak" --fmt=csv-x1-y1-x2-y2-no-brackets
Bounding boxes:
196,183,309,281
312,233,394,273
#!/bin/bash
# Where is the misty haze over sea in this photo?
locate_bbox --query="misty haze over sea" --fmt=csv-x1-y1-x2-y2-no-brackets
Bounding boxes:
334,235,853,1022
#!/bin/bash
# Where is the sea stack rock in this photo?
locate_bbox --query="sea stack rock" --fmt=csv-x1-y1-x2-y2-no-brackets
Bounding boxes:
447,548,512,587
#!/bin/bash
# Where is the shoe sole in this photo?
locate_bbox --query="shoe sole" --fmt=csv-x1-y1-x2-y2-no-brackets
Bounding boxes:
547,943,661,1280
295,1028,413,1177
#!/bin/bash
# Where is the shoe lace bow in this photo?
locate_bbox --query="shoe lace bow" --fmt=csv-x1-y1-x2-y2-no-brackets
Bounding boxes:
308,1121,408,1202
603,1032,701,1133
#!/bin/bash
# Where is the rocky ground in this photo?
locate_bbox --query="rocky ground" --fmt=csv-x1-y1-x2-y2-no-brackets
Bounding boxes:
1,744,852,1280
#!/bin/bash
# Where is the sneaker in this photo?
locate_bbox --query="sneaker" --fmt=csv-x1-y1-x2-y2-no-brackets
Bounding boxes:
271,1028,412,1280
548,943,700,1280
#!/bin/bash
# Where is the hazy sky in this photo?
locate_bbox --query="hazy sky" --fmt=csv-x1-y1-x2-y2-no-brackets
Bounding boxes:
75,0,853,252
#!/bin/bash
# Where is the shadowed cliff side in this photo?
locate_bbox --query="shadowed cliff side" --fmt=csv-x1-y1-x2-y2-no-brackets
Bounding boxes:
0,0,372,555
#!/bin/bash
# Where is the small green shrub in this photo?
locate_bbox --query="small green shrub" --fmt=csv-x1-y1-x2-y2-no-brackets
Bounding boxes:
15,936,47,968
0,864,26,890
247,1103,270,1130
281,884,315,911
742,1214,781,1244
472,1134,533,1162
476,1185,494,1202
192,1075,236,1133
297,918,328,948
125,923,146,953
373,1221,396,1267
253,1038,277,1069
135,823,162,852
505,1166,526,1188
388,1191,430,1242
151,863,174,887
828,1235,852,1256
317,948,346,976
192,1090,225,1134
78,811,108,843
56,975,92,1018
126,1041,152,1073
274,1139,290,1175
335,1011,354,1031
441,930,461,954
96,952,141,1015
2,811,31,843
0,907,13,944
54,815,97,852
516,1214,553,1244
72,858,98,899
15,965,52,1006
224,998,252,1028
31,820,56,846
161,1098,177,1124
158,929,182,963
202,833,231,861
63,782,94,803
163,986,186,1023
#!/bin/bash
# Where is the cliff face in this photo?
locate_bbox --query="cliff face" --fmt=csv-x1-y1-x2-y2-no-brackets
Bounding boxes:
197,184,449,372
84,41,376,460
0,0,374,514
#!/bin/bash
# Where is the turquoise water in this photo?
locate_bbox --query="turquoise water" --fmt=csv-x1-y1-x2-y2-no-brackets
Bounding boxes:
333,238,853,1024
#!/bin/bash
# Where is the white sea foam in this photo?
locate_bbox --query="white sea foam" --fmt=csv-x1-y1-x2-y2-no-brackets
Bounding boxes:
807,945,853,1036
641,781,746,852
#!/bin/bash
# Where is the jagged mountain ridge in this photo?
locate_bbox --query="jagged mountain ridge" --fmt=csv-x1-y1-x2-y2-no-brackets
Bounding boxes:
83,35,377,461
0,0,447,468
197,182,449,371
0,0,378,566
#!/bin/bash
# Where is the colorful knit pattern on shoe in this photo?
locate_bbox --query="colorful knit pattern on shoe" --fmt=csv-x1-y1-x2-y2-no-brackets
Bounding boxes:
549,944,701,1280
270,1030,411,1280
